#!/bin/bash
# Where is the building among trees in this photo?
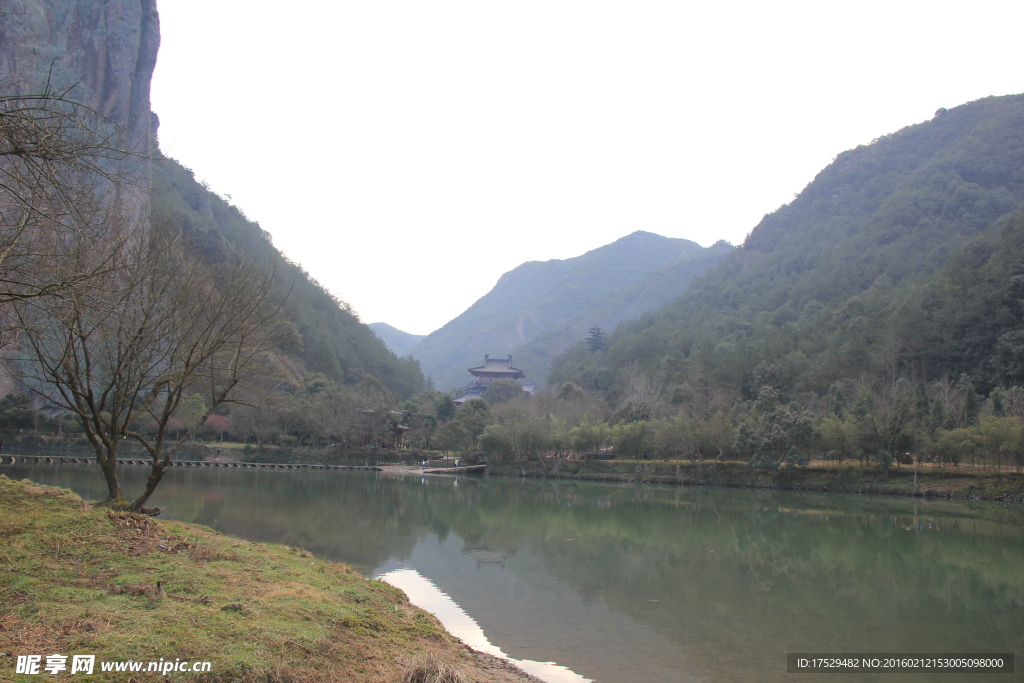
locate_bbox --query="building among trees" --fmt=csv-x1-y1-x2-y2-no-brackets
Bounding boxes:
354,406,409,448
454,355,535,405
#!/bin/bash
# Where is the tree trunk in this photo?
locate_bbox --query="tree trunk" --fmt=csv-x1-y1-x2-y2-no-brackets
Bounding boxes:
87,432,122,502
532,448,553,476
130,462,166,511
98,453,122,502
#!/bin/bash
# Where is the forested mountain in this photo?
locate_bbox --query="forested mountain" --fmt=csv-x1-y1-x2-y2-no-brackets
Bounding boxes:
0,0,423,402
502,241,733,388
550,94,1024,402
368,322,426,357
152,158,424,398
409,231,731,390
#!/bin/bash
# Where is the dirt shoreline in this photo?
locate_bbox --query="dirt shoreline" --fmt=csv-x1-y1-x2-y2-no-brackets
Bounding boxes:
0,476,545,683
9,452,1022,504
480,459,1024,503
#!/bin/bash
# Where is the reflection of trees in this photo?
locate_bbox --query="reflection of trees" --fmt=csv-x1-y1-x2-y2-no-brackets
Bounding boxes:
152,470,422,572
427,481,1024,660
461,545,516,568
92,466,1024,665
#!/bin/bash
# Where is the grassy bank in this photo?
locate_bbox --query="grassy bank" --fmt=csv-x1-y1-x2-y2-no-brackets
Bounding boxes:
0,477,536,682
485,459,1024,502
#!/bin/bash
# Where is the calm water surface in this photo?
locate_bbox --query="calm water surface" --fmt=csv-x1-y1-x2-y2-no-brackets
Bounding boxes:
6,461,1023,683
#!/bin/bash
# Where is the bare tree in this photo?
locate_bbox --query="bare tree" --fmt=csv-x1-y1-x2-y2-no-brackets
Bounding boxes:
12,228,282,511
617,362,665,422
355,375,396,448
866,379,917,465
0,82,139,313
1000,385,1024,420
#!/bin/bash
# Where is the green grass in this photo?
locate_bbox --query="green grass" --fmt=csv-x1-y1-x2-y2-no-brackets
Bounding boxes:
0,477,496,682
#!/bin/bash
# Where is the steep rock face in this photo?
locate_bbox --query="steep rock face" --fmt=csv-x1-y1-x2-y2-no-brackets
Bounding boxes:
0,2,425,399
0,0,161,201
0,0,159,396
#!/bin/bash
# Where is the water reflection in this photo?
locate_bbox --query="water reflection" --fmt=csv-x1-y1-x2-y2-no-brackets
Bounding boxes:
462,545,515,568
377,568,591,683
5,460,1024,683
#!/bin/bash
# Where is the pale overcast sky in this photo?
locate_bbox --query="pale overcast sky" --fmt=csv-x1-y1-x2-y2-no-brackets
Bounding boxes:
151,0,1024,336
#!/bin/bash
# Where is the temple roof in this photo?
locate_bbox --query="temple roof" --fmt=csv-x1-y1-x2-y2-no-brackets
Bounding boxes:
453,386,487,405
468,354,524,377
357,406,407,416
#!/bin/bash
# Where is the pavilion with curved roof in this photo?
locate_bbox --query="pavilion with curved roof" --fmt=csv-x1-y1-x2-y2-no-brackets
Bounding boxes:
454,355,535,405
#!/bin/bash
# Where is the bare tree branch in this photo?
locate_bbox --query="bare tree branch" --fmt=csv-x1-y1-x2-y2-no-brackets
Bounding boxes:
12,226,285,511
0,77,144,317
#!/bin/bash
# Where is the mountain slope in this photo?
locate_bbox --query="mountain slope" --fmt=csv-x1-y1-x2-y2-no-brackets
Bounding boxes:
410,231,730,389
369,323,426,357
550,93,1024,399
152,158,424,398
505,241,733,386
0,1,424,400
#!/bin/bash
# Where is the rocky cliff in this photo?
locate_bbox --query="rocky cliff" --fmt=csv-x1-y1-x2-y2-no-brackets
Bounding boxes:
0,0,160,204
0,0,425,400
0,0,160,397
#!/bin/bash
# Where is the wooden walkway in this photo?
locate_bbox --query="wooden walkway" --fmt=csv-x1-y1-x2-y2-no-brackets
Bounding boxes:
0,454,380,471
379,464,487,475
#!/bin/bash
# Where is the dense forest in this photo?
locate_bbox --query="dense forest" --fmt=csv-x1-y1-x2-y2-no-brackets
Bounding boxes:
44,94,1021,469
392,95,1024,475
503,94,1024,470
551,95,1024,397
5,65,1023,474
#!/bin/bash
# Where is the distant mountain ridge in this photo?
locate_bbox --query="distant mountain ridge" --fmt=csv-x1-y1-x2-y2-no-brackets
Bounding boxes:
369,323,426,357
549,93,1024,397
409,231,732,390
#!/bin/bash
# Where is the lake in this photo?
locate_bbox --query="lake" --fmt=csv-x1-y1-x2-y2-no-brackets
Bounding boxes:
4,460,1023,682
